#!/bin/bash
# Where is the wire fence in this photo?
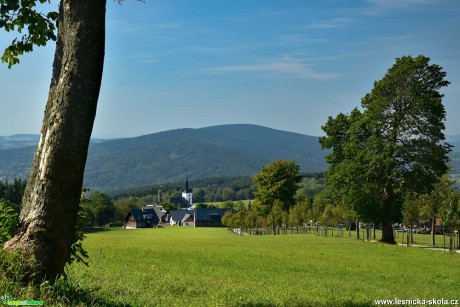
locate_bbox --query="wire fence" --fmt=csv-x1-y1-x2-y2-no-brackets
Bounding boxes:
229,225,460,252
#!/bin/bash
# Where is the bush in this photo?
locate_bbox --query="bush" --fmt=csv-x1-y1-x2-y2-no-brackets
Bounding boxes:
0,200,18,245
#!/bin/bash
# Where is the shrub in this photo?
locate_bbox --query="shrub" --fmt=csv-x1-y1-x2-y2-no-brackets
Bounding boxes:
0,200,18,245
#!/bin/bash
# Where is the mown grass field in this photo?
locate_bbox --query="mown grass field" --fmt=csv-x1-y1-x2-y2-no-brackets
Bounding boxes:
65,227,460,306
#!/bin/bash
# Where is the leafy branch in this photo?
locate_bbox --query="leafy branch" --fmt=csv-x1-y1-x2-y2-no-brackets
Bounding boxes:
0,0,58,68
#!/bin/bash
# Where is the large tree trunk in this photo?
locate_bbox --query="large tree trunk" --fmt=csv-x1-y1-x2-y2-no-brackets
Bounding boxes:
431,216,436,245
356,218,360,239
3,0,106,281
380,220,396,244
380,186,396,244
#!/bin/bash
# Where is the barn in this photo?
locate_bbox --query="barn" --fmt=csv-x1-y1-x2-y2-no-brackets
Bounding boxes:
195,208,231,227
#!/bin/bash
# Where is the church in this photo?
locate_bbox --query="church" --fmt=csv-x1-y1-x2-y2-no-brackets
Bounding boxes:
169,177,194,209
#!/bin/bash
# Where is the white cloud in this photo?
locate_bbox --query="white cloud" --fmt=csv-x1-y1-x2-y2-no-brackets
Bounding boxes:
206,59,340,80
304,17,353,29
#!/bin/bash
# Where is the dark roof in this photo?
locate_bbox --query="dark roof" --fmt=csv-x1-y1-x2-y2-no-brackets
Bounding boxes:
170,210,194,221
125,208,161,224
145,205,167,219
195,208,231,221
129,209,144,222
169,197,192,208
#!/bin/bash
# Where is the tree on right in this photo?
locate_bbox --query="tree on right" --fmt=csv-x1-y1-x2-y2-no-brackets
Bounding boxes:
320,55,451,244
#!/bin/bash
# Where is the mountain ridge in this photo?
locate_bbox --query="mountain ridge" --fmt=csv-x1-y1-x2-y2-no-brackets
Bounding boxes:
83,124,327,190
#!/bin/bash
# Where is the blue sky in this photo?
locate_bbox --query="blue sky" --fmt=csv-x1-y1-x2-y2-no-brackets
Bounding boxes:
1,0,459,138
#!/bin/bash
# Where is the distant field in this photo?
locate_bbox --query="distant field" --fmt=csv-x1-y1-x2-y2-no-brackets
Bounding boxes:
68,227,460,306
203,199,252,208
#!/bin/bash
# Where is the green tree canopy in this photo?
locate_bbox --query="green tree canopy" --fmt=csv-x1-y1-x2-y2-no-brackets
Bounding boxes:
221,211,234,228
252,159,302,217
320,55,451,244
0,0,58,67
289,198,311,228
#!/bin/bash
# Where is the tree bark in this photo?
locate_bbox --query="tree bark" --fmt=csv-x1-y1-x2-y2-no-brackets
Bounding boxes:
3,0,106,281
356,218,360,239
380,220,396,244
380,187,396,244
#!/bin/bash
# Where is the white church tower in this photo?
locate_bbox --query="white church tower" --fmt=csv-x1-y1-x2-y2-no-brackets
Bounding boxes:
182,177,193,206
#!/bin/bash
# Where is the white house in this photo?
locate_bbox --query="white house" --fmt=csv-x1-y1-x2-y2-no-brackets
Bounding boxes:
169,210,195,227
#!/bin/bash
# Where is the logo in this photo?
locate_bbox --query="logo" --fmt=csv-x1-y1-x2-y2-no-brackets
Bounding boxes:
1,295,43,306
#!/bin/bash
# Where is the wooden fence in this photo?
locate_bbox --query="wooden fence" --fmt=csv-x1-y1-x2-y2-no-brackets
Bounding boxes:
231,224,348,237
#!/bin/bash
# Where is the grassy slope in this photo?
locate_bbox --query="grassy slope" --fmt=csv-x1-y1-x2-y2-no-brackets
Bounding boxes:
68,227,460,306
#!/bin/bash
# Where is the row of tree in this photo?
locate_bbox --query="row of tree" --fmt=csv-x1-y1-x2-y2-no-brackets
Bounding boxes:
222,158,459,252
221,188,356,236
402,175,460,250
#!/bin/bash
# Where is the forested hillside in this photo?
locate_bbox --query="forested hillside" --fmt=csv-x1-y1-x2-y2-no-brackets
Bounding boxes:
0,125,328,191
83,124,328,190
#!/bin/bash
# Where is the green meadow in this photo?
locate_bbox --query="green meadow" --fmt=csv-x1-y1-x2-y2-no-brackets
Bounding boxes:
61,227,460,306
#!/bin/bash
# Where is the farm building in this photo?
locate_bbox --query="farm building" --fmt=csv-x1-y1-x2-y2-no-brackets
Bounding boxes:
195,208,231,227
124,205,167,229
169,208,232,227
170,210,195,227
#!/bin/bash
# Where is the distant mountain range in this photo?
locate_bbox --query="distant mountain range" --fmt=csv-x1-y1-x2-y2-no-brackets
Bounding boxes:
0,134,40,150
0,134,107,150
0,124,328,191
1,125,459,191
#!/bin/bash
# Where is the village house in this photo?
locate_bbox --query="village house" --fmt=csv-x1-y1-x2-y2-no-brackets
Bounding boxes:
169,209,195,226
124,204,167,229
169,208,232,227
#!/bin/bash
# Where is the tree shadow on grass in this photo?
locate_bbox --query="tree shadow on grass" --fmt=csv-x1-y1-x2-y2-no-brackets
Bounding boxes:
81,227,116,234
